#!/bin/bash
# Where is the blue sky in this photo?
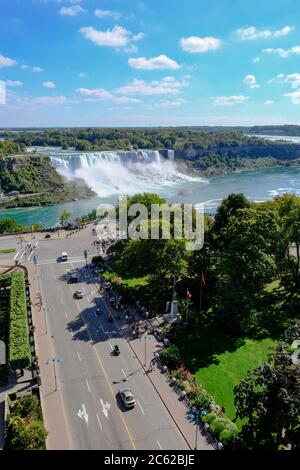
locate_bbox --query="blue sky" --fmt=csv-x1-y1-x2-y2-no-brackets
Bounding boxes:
1,0,300,127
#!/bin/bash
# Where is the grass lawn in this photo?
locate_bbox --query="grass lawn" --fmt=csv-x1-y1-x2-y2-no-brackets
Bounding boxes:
176,327,277,425
0,249,16,254
195,338,275,422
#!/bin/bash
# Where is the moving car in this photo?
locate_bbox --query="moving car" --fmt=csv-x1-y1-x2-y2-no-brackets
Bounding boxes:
61,252,68,262
75,290,84,299
119,388,136,408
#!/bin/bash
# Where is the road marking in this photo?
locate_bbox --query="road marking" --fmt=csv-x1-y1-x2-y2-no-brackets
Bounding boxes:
64,312,68,320
87,296,90,303
108,342,113,350
122,369,127,379
62,264,136,450
100,398,111,419
28,251,34,262
96,413,103,431
137,400,145,415
77,404,88,425
13,251,19,260
100,324,105,333
156,440,163,450
77,351,81,362
86,379,91,393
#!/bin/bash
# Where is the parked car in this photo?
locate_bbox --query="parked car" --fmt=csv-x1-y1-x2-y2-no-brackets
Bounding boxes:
119,389,136,408
75,290,84,299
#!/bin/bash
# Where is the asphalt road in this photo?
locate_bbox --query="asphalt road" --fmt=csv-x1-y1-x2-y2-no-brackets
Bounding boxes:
31,232,189,450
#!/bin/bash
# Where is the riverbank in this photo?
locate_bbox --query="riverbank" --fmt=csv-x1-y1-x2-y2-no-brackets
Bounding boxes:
0,166,299,228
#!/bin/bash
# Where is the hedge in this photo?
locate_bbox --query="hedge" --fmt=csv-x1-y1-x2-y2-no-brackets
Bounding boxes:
8,272,31,370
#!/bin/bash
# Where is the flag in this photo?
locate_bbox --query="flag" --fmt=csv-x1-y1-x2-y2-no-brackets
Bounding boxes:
187,289,192,299
201,272,206,286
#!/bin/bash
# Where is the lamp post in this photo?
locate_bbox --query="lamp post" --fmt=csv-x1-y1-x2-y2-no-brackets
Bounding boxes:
192,406,199,450
46,358,63,392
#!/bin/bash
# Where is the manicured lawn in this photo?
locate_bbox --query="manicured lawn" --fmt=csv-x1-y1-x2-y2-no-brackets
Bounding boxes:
176,327,277,425
0,249,16,254
195,338,275,421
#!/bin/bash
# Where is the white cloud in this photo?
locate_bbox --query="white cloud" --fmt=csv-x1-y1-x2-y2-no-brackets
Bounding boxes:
0,54,17,68
59,5,84,16
32,66,44,72
78,72,86,78
30,95,68,106
128,55,180,70
269,73,300,88
252,56,260,63
179,36,222,53
5,80,23,87
115,76,188,96
76,87,142,103
284,90,300,104
262,46,300,58
155,98,187,108
274,26,294,37
79,25,144,49
43,81,56,89
212,95,249,106
95,9,121,20
243,74,260,89
264,100,274,105
236,25,294,40
20,65,28,69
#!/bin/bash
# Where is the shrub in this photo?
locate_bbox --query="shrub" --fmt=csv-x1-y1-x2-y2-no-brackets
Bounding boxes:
8,272,31,370
160,345,181,370
202,412,238,443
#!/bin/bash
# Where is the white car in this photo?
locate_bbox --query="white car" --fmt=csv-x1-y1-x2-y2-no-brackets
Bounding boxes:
119,389,136,408
75,290,84,299
61,252,68,262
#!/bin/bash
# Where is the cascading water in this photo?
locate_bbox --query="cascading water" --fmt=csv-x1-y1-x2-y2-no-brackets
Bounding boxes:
30,147,202,197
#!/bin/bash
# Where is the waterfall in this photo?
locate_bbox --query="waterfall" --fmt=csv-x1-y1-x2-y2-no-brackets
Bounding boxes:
37,147,202,197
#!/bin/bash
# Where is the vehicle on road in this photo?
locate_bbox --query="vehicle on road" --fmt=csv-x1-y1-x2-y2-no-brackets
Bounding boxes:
119,389,135,408
60,252,68,262
113,345,120,356
75,290,84,299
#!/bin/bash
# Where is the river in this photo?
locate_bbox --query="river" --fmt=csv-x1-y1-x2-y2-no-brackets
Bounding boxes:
0,137,300,227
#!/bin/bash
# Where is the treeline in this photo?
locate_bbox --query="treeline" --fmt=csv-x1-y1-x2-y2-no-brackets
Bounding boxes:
0,128,273,152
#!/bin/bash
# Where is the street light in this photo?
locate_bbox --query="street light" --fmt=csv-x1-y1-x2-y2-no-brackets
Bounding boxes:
192,406,199,450
46,358,63,392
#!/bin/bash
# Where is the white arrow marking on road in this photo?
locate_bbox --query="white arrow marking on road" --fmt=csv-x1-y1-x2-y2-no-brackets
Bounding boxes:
100,398,111,419
13,252,20,260
77,404,88,425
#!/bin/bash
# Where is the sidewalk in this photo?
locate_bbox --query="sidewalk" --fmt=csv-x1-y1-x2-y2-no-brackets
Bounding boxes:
27,263,71,450
105,297,215,451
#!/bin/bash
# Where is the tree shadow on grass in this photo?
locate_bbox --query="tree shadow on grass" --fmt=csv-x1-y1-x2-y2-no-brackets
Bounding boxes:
175,324,245,373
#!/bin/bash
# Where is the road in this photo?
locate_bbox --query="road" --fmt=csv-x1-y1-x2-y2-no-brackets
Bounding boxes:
28,231,189,450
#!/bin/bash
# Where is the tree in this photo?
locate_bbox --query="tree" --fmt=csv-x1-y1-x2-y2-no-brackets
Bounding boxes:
234,323,300,450
278,194,300,290
59,210,70,227
212,193,251,248
215,207,280,334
